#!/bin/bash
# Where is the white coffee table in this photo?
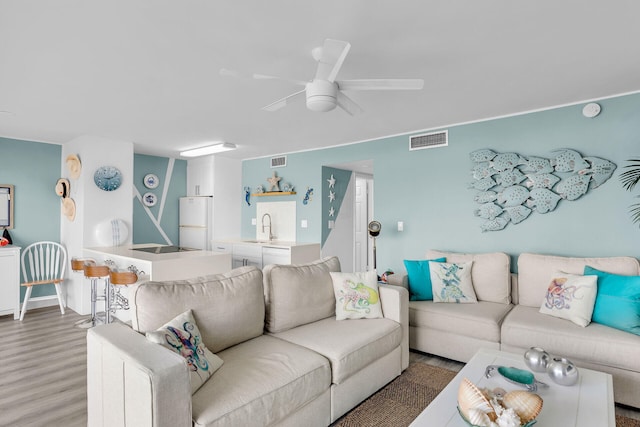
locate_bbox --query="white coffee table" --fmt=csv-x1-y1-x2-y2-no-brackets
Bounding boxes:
411,348,615,426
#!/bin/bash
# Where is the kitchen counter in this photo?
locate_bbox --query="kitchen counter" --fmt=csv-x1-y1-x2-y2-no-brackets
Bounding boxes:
211,240,321,269
214,240,319,248
85,244,232,280
84,244,232,323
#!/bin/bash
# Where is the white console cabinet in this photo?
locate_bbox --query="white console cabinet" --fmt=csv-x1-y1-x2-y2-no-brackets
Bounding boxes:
0,246,21,319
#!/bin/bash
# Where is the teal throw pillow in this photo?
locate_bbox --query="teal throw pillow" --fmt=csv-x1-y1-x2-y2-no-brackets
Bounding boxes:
584,266,640,336
404,258,446,301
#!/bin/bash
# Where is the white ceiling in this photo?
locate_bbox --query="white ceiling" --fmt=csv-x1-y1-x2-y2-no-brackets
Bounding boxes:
2,1,640,161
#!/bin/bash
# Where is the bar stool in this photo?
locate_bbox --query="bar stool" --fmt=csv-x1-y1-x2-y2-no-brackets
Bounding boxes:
108,270,137,320
71,257,96,273
84,265,111,326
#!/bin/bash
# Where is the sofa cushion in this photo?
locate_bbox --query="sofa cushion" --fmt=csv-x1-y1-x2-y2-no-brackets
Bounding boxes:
538,272,598,327
131,266,265,353
409,300,513,343
502,305,640,372
426,250,511,304
192,335,331,427
146,309,224,393
403,257,446,300
517,253,640,308
330,270,383,319
271,317,402,384
430,261,477,303
263,256,341,333
585,266,640,336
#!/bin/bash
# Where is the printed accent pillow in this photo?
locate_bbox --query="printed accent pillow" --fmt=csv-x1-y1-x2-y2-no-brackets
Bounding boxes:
330,270,383,320
585,266,640,335
539,272,598,327
403,257,446,301
429,261,477,303
146,309,223,393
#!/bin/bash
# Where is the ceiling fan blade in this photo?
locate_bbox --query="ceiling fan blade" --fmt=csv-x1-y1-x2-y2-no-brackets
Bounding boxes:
336,91,364,116
337,79,424,90
262,89,306,112
314,39,351,82
220,68,306,86
252,74,307,86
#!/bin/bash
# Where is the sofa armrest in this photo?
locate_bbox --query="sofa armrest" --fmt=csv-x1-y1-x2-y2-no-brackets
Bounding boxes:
87,323,192,427
379,284,409,371
386,273,408,290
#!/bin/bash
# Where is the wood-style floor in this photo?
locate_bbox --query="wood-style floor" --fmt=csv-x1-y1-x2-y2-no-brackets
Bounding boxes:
1,307,638,426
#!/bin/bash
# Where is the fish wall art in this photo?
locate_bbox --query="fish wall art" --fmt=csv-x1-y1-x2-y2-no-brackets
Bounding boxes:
469,149,616,232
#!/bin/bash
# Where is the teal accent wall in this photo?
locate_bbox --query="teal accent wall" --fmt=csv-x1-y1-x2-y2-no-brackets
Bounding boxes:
321,167,353,246
242,92,640,273
133,154,187,245
1,137,61,299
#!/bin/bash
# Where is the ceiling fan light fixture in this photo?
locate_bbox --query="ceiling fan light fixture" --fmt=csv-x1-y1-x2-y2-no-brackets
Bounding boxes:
306,80,338,112
180,142,236,157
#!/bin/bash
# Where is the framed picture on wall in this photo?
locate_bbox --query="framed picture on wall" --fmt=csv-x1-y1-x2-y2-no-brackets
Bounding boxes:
0,185,14,229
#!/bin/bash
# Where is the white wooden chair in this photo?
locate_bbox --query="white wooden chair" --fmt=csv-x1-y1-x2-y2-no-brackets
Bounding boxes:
20,241,67,321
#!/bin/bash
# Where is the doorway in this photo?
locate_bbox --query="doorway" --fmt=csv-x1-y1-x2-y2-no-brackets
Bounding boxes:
321,160,374,273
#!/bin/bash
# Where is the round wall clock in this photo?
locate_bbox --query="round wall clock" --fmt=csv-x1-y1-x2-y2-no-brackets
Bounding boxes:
94,166,122,191
142,192,157,207
144,173,159,189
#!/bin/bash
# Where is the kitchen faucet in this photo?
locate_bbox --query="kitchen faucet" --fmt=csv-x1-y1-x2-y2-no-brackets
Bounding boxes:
261,213,273,241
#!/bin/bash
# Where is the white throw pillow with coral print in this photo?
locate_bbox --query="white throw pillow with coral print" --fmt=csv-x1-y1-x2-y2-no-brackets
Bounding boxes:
539,271,598,327
330,270,383,320
429,261,477,303
146,309,223,393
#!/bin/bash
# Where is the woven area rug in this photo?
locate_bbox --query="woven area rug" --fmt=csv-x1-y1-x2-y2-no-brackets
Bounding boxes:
331,362,640,427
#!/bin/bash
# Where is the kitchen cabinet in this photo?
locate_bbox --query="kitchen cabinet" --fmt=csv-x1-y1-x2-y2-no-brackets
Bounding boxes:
0,246,21,319
213,241,321,269
187,157,214,196
230,243,263,268
186,156,241,242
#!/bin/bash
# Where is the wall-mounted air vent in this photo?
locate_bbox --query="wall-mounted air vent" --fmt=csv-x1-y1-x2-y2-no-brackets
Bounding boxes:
409,130,448,151
271,155,287,168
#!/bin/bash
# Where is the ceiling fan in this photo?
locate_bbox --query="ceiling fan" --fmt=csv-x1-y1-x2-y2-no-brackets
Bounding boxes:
221,38,424,115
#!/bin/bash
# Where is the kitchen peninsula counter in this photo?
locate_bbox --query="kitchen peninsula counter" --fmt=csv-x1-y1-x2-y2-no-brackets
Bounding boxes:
84,244,232,281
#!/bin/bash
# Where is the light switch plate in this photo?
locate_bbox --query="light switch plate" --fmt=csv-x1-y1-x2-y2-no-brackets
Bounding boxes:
301,219,308,228
251,218,256,225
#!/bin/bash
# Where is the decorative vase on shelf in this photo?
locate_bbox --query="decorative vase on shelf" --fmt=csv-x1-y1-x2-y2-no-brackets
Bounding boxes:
546,357,579,386
524,347,550,373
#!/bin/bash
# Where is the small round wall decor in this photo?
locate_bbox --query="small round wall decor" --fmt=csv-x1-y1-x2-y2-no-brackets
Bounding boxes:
94,166,122,191
142,192,157,207
143,173,159,189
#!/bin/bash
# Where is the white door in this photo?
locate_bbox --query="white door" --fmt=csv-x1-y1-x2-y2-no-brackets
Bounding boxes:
354,176,367,272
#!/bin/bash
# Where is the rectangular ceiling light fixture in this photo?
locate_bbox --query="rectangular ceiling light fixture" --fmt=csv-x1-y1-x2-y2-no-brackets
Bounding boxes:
180,142,237,157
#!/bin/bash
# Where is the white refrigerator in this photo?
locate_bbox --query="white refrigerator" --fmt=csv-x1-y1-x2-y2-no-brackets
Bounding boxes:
179,196,213,250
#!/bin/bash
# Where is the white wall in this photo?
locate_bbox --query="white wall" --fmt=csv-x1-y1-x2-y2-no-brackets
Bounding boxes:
61,135,133,315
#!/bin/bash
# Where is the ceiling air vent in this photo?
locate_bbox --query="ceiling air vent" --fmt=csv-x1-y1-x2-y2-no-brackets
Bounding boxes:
409,130,448,151
271,156,287,168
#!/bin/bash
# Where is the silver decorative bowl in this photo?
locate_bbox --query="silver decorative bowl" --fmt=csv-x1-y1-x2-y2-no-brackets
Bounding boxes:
547,356,579,386
524,347,550,373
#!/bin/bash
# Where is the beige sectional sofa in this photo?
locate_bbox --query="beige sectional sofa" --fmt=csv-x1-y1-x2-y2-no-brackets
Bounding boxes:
502,252,640,408
388,250,515,363
388,250,640,408
87,257,409,427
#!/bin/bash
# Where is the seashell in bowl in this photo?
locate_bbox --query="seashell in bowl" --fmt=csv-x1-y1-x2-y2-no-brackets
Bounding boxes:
502,390,543,424
458,378,497,421
466,408,492,426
